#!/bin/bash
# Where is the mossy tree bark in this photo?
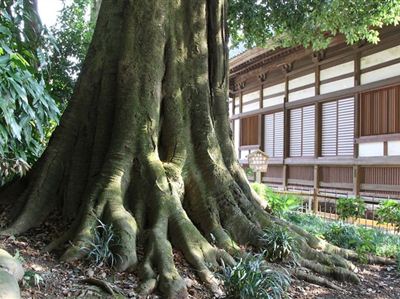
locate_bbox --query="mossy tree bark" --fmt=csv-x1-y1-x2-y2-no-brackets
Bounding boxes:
0,1,392,298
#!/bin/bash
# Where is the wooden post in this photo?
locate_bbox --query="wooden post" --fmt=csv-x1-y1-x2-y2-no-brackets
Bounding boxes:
256,171,262,183
282,65,290,190
282,165,288,190
353,165,360,197
353,51,361,197
313,165,319,213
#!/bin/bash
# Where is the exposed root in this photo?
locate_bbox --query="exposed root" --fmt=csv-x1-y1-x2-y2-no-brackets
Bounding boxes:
103,201,138,271
298,257,360,284
139,229,188,299
81,277,115,295
292,269,342,291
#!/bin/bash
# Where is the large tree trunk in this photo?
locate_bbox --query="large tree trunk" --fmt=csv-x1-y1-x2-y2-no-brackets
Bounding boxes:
0,1,391,297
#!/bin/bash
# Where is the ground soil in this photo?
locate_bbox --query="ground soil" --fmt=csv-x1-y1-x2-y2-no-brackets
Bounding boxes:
1,205,399,298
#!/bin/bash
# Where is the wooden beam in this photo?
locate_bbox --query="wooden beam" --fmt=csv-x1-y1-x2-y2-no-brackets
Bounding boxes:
356,133,400,143
229,75,400,120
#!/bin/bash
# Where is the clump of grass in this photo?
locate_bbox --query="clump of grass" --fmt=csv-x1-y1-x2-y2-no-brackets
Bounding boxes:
81,218,120,267
220,253,291,299
261,226,297,262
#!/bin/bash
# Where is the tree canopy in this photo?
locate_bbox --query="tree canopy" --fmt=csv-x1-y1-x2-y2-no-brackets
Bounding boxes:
229,0,400,50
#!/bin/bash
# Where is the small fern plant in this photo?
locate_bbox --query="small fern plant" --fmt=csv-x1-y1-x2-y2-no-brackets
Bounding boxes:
220,252,291,299
261,226,298,262
81,217,120,267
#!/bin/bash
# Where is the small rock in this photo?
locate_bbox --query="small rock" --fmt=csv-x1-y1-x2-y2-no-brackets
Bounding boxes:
0,271,20,299
100,272,106,279
86,269,94,278
0,249,24,281
184,277,194,288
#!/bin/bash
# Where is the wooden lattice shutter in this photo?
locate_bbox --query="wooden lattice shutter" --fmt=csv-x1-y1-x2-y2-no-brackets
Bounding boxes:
274,112,284,157
302,105,315,156
322,101,338,156
290,108,302,157
264,111,284,158
338,98,354,156
322,98,355,156
264,114,275,157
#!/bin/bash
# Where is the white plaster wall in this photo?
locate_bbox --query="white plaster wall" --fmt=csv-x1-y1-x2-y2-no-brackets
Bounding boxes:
242,101,260,112
320,77,355,94
242,90,259,103
361,62,400,84
359,142,384,157
320,61,354,81
388,141,400,156
240,150,249,160
263,95,284,107
263,82,285,95
289,73,315,90
361,45,400,69
228,98,233,117
289,87,315,102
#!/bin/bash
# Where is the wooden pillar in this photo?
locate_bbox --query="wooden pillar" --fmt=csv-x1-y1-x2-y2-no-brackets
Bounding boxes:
260,82,264,109
282,165,288,190
256,171,262,184
258,83,264,150
353,51,361,196
353,165,360,196
239,91,243,114
258,113,264,185
354,51,361,159
313,165,319,213
282,65,291,190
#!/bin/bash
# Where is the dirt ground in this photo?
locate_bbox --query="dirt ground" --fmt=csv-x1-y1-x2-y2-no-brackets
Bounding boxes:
1,207,399,299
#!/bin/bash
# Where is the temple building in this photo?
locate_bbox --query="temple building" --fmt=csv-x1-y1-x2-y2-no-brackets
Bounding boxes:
228,26,400,198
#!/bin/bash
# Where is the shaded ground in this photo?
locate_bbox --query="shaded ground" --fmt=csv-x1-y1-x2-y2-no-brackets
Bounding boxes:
289,264,400,299
1,206,399,298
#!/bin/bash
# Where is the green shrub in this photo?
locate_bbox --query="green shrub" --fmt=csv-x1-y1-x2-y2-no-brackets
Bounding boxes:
261,227,297,262
336,197,366,221
323,223,362,249
265,188,302,217
250,183,266,198
221,253,291,299
81,218,120,267
284,212,400,260
376,200,400,232
283,212,327,238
